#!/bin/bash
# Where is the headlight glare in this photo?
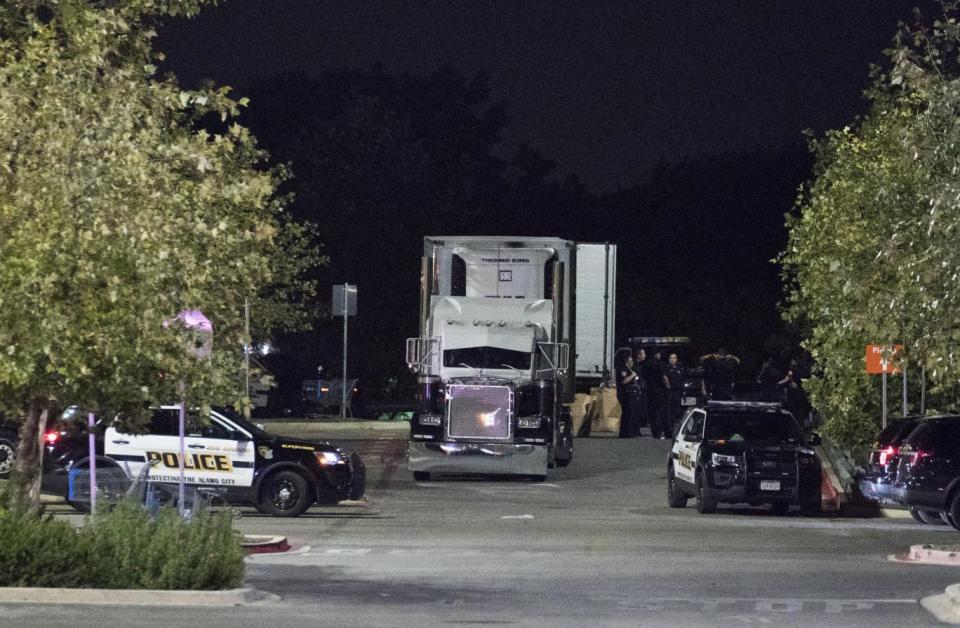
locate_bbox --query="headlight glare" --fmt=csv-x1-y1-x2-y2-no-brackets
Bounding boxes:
711,453,739,466
314,451,342,466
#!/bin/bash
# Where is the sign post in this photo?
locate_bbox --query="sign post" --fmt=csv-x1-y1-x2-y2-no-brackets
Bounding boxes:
866,344,903,428
164,310,213,517
88,411,97,516
332,284,357,419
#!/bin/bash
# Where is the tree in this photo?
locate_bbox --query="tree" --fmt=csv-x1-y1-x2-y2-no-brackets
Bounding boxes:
781,3,960,448
0,1,317,511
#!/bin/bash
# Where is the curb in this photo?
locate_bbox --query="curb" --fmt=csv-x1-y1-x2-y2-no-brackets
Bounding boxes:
242,535,290,555
922,584,960,624
820,469,842,513
889,544,960,566
0,586,280,607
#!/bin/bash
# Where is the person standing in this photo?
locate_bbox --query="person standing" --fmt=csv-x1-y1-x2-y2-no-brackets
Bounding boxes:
756,357,785,402
642,349,670,439
665,353,686,437
617,354,641,438
699,348,740,401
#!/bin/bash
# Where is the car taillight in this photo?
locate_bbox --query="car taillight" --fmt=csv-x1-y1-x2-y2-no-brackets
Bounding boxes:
877,445,898,466
907,449,930,468
44,430,59,445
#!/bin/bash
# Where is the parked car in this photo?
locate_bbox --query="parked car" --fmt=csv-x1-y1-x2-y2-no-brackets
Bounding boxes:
42,405,365,517
667,400,822,515
892,415,960,531
0,417,18,479
858,417,936,521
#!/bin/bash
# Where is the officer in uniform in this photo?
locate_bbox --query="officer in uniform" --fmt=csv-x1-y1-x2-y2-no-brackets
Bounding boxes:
642,349,670,439
617,354,641,437
665,353,686,437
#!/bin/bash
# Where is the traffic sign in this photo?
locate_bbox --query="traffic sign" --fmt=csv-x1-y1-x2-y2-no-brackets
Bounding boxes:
866,344,902,374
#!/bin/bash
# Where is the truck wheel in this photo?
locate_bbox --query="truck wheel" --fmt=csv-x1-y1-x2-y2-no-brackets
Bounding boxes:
695,472,716,514
908,507,926,524
555,450,573,468
667,466,687,508
258,470,310,517
413,471,431,481
0,435,15,478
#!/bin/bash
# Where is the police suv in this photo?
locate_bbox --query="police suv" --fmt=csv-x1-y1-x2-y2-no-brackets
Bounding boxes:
666,401,822,515
42,406,365,517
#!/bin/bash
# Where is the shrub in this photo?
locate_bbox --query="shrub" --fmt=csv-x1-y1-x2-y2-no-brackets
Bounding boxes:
0,502,245,590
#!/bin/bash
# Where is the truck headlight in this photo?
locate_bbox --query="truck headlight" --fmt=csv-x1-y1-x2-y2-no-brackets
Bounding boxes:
314,451,342,466
711,453,739,466
517,415,541,429
418,413,442,426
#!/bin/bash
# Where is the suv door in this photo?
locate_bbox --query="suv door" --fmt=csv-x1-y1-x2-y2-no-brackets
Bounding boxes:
674,409,705,485
106,407,255,488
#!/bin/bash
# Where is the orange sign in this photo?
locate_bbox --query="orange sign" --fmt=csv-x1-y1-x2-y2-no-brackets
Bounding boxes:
866,344,903,374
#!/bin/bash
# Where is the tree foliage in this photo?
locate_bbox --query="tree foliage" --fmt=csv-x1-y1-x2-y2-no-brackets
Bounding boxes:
0,0,317,509
782,3,960,448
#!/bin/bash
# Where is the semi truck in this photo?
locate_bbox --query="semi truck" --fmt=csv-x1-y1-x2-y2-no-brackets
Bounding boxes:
405,236,616,481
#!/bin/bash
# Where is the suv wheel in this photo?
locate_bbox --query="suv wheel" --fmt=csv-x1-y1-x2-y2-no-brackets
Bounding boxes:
949,493,960,532
801,494,822,517
0,435,16,478
912,507,946,526
695,471,716,514
667,466,688,508
258,471,310,517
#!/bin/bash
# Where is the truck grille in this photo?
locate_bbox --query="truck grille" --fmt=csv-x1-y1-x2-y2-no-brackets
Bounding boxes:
447,385,513,440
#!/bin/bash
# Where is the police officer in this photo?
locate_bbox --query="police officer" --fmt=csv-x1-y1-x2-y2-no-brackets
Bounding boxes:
617,354,641,438
665,353,685,437
642,349,670,439
699,348,740,401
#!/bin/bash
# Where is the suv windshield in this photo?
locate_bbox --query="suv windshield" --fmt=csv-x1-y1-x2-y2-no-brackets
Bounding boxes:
444,346,531,370
705,411,803,443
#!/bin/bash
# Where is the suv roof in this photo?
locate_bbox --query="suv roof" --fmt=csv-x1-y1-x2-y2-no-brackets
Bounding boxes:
705,400,783,412
902,415,960,452
874,416,924,446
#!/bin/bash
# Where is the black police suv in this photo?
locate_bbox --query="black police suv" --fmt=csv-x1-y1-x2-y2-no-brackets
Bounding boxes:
858,416,938,520
892,415,960,531
667,401,823,515
42,405,365,517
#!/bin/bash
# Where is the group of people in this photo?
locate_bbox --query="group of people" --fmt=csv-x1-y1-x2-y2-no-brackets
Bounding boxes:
616,348,687,439
615,346,813,439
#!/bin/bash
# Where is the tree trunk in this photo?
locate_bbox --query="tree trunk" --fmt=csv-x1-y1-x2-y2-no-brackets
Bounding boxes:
8,400,48,514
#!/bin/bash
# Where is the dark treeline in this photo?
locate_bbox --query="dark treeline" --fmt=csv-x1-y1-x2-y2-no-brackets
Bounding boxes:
239,66,811,406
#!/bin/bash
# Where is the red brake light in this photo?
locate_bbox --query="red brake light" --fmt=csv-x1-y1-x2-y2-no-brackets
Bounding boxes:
44,430,59,445
908,449,930,468
878,445,898,466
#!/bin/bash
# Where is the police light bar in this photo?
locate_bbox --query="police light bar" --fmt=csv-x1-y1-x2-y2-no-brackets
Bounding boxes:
707,400,783,410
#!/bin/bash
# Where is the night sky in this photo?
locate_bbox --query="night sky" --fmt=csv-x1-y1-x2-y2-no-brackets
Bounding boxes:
153,2,937,409
157,1,930,192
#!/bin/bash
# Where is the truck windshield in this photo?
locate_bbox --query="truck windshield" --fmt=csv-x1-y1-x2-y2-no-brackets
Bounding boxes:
705,412,803,443
444,347,531,370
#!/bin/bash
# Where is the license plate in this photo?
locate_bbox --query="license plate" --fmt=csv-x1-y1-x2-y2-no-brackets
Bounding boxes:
682,397,697,406
760,480,780,491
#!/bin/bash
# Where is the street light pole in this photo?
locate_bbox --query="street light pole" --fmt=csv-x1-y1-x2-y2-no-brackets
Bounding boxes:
342,284,348,420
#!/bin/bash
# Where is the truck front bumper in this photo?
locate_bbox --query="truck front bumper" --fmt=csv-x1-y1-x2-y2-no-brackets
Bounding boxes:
408,441,548,477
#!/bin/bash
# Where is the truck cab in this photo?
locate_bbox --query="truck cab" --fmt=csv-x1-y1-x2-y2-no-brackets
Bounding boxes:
406,237,585,481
